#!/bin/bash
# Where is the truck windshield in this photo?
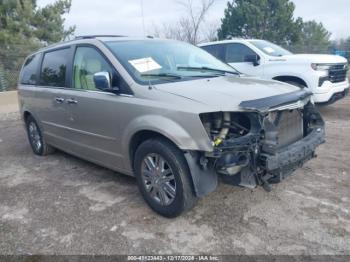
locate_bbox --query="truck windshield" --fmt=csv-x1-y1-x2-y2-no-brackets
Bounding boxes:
105,40,239,85
249,40,292,57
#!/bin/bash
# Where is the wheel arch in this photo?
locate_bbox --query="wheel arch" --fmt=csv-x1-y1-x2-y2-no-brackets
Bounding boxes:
273,75,308,88
122,115,212,169
128,130,179,171
128,129,217,198
23,110,32,122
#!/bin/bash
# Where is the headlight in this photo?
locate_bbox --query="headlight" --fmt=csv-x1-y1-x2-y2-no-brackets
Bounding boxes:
311,63,331,71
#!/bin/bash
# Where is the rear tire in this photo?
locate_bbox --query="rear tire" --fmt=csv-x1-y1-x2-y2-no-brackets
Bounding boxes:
25,115,55,156
134,138,197,217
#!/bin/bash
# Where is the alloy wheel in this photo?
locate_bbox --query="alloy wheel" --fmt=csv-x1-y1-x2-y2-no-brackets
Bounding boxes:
28,121,42,152
141,153,176,206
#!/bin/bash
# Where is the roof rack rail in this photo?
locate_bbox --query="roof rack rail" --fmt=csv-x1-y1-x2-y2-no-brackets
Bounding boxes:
74,35,126,40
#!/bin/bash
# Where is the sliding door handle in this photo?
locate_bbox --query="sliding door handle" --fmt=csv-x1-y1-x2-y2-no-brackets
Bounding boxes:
66,98,78,104
55,97,65,103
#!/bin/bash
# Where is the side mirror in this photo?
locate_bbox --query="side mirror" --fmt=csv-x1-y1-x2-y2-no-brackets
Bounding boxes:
244,54,260,66
93,71,119,93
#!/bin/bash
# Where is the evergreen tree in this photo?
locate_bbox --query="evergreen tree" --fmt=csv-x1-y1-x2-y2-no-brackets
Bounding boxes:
218,0,303,46
293,21,331,53
0,0,75,90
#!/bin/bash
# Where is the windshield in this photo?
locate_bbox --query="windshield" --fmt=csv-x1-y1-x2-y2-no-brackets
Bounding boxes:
105,40,238,85
249,40,292,57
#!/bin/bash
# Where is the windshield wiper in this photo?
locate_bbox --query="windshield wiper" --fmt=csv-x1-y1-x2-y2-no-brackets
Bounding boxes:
177,66,240,75
141,73,183,79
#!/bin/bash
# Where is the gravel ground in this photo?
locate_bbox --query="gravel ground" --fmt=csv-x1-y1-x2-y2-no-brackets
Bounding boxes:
0,97,349,255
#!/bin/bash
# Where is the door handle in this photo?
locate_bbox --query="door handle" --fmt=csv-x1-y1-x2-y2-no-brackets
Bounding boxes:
55,97,65,103
66,98,78,104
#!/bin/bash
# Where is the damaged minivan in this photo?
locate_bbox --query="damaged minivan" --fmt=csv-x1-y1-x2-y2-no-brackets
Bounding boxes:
18,36,325,217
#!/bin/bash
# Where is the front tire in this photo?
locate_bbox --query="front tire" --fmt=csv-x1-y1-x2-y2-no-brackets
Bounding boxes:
134,138,197,217
25,116,54,156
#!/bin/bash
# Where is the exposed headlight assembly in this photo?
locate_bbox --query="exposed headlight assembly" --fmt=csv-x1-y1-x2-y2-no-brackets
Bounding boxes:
199,112,251,146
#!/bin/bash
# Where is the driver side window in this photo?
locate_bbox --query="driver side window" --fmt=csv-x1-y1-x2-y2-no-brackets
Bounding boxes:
73,46,114,91
224,43,257,63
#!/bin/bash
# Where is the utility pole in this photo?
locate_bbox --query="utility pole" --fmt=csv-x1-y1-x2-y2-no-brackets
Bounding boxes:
140,0,146,36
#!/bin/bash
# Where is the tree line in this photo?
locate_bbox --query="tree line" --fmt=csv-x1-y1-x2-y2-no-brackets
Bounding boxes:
0,0,74,90
1,0,349,90
154,0,349,56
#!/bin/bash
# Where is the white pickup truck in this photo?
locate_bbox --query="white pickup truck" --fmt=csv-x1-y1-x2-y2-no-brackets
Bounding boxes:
199,39,349,105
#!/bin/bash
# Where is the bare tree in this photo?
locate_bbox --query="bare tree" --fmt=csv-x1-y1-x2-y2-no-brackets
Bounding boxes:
153,23,186,41
152,0,216,44
203,21,220,43
177,0,216,43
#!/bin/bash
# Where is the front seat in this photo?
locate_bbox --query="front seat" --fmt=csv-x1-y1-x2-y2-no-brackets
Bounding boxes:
80,58,102,90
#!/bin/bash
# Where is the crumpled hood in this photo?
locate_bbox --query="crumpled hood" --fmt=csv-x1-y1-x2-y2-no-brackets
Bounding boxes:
155,76,302,111
281,54,348,64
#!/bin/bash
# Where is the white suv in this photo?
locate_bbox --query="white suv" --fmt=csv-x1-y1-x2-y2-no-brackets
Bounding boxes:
199,39,349,105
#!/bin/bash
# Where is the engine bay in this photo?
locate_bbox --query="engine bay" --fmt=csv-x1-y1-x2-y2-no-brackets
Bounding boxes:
198,102,325,191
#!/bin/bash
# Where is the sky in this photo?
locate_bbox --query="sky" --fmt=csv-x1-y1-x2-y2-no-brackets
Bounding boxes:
37,0,350,40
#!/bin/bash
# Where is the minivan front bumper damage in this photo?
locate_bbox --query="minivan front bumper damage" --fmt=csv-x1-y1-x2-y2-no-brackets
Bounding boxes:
262,127,325,172
185,123,325,197
185,92,325,197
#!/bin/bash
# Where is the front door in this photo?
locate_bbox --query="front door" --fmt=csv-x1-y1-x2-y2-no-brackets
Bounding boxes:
224,43,263,77
61,45,128,170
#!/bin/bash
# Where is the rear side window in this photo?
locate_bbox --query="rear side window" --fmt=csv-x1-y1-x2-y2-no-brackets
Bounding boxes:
20,54,41,85
201,45,224,61
40,48,70,87
225,43,257,63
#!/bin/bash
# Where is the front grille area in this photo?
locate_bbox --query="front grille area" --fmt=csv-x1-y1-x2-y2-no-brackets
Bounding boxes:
276,110,304,148
329,64,347,83
262,109,304,154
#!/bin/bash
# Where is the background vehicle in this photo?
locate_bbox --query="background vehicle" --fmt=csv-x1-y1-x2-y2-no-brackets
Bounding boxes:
199,39,349,105
18,36,325,217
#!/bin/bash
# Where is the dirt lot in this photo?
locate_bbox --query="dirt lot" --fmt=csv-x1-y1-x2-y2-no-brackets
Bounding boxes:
0,91,19,115
0,96,349,255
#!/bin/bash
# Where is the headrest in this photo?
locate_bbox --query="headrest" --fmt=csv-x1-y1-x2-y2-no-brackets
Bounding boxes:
84,58,102,73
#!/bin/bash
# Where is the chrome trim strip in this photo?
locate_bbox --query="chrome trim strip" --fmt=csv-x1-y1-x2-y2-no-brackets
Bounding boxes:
42,121,116,141
45,131,122,158
269,97,309,111
34,86,134,97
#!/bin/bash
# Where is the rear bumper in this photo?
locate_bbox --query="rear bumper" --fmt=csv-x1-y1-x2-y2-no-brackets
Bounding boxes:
262,126,325,173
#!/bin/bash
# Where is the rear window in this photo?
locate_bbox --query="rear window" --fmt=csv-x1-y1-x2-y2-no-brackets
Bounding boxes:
20,54,41,85
40,48,70,87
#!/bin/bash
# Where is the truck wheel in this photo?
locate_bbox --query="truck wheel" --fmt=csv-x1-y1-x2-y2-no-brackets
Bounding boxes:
25,116,55,156
134,138,197,217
